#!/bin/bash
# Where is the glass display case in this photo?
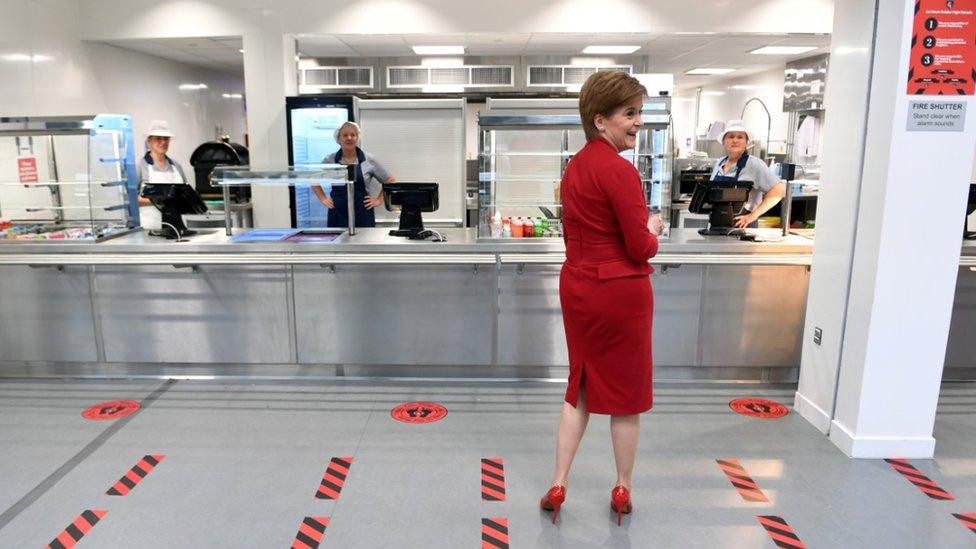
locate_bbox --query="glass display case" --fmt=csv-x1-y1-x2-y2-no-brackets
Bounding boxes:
0,115,138,242
477,99,672,240
212,164,354,238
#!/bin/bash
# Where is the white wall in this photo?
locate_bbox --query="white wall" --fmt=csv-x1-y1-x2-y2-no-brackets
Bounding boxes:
673,68,791,158
0,0,246,173
85,43,247,173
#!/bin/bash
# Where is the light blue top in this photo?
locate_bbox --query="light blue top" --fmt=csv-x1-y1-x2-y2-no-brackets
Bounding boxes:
710,155,781,211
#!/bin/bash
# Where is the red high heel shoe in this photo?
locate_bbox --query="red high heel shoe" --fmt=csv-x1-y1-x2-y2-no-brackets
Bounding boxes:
540,485,566,524
610,485,632,525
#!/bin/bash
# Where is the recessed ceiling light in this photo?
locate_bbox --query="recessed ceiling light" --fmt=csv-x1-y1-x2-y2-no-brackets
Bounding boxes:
685,68,735,75
582,45,641,55
2,53,49,62
178,83,208,90
238,49,245,53
750,46,817,55
412,46,465,55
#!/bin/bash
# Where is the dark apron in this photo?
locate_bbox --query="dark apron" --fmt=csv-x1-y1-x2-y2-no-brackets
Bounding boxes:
327,147,376,228
712,154,758,228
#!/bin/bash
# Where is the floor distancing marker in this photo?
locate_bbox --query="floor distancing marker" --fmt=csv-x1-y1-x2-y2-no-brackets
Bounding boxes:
716,459,769,502
45,509,107,549
757,515,807,549
954,513,976,535
481,458,506,501
884,458,955,500
481,517,509,549
315,457,352,500
106,455,164,496
291,516,329,549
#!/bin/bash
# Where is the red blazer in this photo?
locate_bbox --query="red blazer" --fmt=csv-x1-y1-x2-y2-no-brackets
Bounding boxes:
561,139,659,272
558,138,660,415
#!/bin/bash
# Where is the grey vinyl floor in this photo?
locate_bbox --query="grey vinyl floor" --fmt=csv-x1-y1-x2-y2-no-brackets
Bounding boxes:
1,378,976,548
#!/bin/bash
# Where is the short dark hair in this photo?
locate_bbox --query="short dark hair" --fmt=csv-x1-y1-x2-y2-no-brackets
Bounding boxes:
578,71,647,140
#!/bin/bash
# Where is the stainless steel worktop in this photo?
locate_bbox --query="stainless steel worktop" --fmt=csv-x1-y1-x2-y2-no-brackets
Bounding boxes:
0,228,816,265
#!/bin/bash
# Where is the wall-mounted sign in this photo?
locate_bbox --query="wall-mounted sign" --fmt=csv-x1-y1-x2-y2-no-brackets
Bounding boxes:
17,156,38,183
907,99,967,130
908,0,976,95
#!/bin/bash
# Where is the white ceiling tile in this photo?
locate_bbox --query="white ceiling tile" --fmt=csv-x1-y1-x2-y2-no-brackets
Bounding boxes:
402,34,469,46
337,34,407,46
465,33,531,46
466,45,528,55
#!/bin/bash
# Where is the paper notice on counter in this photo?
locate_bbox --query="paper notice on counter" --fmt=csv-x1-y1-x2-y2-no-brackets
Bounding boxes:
907,99,967,131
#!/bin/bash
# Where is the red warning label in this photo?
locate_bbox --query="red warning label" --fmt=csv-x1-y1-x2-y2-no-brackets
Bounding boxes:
391,402,448,424
908,0,976,95
729,398,789,419
82,400,141,420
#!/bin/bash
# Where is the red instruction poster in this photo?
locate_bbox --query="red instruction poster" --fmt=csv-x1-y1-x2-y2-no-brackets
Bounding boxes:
17,156,38,183
908,0,976,95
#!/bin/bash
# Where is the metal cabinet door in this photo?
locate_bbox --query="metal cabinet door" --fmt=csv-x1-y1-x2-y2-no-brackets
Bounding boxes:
0,265,97,362
294,265,494,366
95,265,292,364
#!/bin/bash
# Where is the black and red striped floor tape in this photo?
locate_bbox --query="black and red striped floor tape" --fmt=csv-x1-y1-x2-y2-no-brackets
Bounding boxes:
291,516,329,549
716,459,769,503
45,509,106,549
757,515,807,549
106,454,164,496
885,458,954,500
481,458,506,501
315,457,352,500
481,517,509,549
954,512,976,535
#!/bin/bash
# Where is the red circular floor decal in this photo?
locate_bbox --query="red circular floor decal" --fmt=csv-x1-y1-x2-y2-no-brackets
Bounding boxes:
391,402,448,424
729,398,789,419
82,400,141,421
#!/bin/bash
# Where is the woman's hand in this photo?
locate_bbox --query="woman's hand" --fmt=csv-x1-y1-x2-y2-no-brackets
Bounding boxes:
647,214,666,236
733,212,758,228
319,195,335,209
363,195,384,210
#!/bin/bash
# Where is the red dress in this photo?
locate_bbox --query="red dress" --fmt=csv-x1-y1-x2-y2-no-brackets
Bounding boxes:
559,138,659,415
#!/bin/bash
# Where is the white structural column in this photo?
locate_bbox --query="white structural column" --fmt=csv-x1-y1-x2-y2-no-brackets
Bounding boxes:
797,0,976,457
242,8,296,228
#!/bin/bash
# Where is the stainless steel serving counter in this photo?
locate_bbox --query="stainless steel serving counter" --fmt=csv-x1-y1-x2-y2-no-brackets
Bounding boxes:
0,228,970,381
0,228,814,262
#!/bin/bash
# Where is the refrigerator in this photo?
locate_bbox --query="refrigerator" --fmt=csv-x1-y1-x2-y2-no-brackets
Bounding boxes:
285,95,354,228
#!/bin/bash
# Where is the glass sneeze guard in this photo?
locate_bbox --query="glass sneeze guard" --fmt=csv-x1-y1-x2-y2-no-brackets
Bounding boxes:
211,164,355,236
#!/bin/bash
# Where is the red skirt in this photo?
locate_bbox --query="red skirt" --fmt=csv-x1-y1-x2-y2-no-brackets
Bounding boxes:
559,263,653,415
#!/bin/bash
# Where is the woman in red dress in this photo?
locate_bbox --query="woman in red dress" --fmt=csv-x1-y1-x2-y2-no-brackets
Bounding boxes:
540,71,664,525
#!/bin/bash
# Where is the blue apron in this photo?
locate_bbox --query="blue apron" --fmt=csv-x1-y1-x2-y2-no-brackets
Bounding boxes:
327,147,376,228
712,154,757,228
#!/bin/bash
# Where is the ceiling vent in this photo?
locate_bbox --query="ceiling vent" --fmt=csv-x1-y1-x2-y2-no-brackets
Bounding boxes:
299,66,373,92
386,65,514,88
527,65,632,86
